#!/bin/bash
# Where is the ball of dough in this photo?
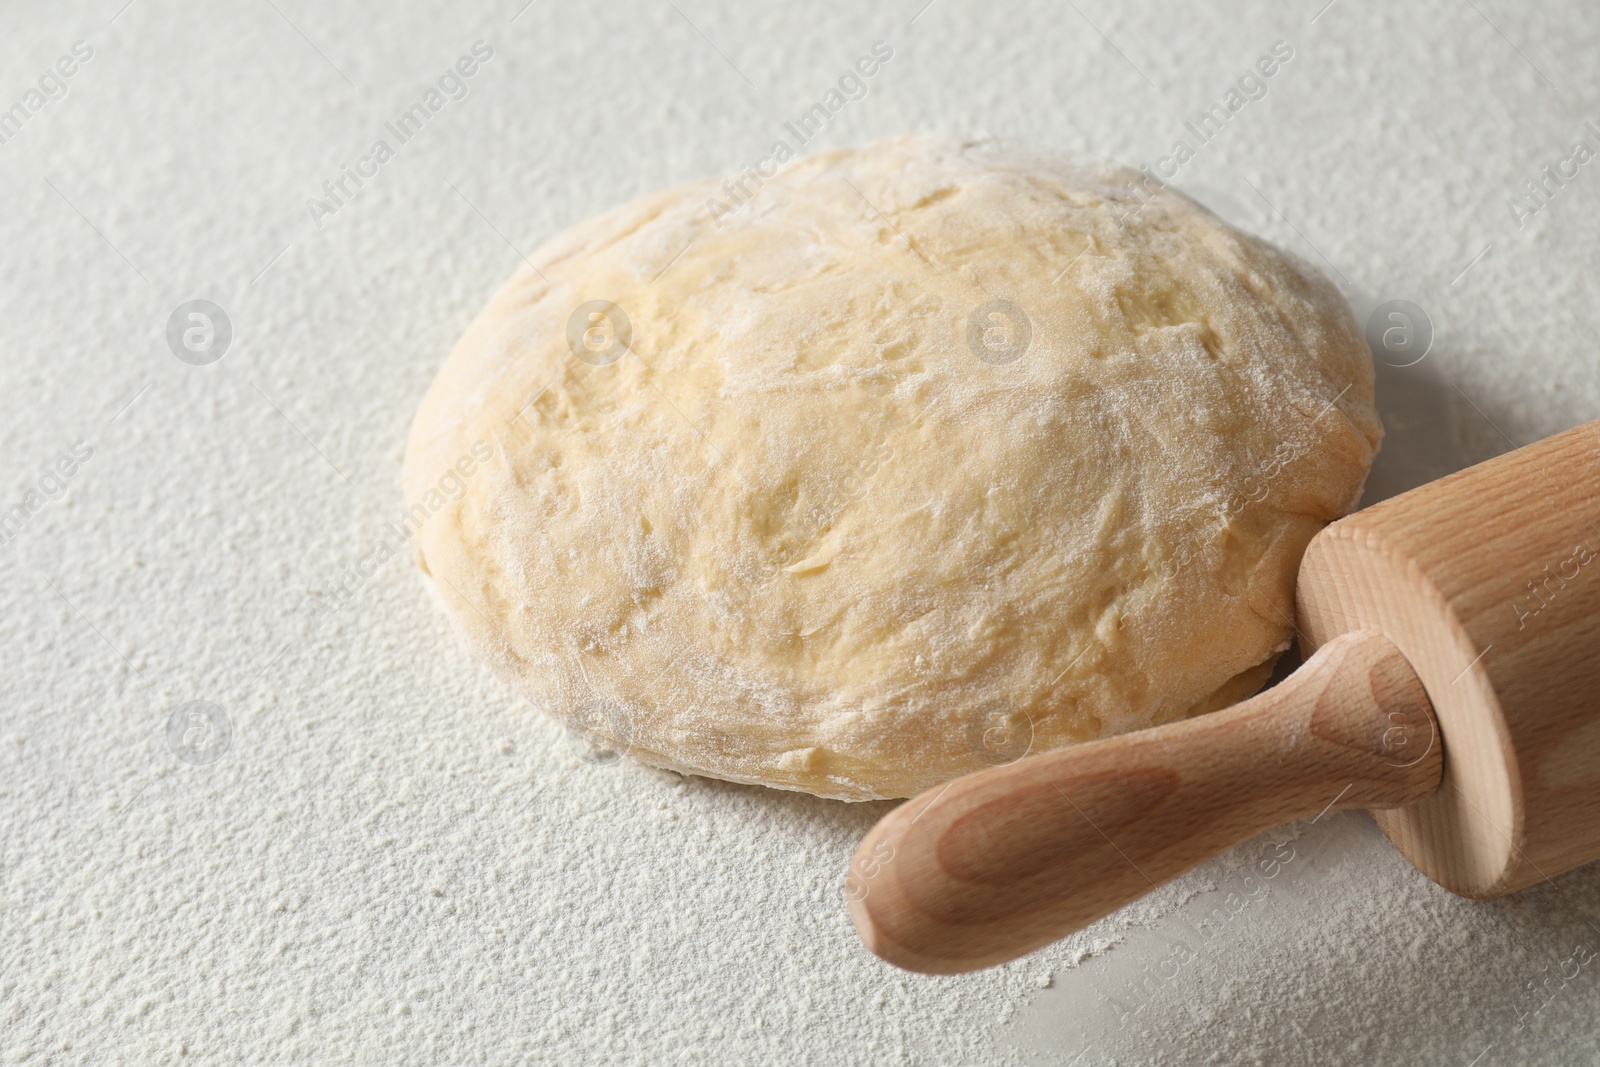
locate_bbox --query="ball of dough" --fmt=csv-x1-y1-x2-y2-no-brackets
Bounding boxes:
404,133,1381,801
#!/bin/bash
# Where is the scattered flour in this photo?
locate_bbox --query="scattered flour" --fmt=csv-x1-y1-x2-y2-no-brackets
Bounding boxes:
2,0,1598,1064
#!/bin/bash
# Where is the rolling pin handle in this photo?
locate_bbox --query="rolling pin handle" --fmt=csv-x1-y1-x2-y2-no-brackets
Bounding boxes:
846,629,1441,974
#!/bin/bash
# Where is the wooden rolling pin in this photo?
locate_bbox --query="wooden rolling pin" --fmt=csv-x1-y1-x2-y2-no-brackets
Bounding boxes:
848,417,1600,974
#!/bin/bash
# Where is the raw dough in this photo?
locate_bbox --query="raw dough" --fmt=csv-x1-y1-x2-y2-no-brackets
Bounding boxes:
404,133,1381,800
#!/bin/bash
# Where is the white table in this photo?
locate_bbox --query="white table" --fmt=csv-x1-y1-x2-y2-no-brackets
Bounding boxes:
3,1,1596,1062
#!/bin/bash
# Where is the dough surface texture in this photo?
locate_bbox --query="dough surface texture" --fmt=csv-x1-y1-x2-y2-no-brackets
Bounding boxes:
404,133,1381,801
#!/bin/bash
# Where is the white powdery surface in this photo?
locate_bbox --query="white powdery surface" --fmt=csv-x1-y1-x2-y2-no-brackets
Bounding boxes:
2,1,1599,1064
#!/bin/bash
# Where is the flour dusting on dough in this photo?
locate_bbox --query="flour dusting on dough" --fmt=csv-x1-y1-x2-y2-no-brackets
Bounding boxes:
404,133,1381,800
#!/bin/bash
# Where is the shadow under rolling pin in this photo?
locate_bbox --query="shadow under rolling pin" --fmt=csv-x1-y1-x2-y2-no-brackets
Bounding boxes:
848,417,1600,974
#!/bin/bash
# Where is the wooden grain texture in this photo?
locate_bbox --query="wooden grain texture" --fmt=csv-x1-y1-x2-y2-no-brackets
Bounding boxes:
846,630,1440,974
1298,417,1600,897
